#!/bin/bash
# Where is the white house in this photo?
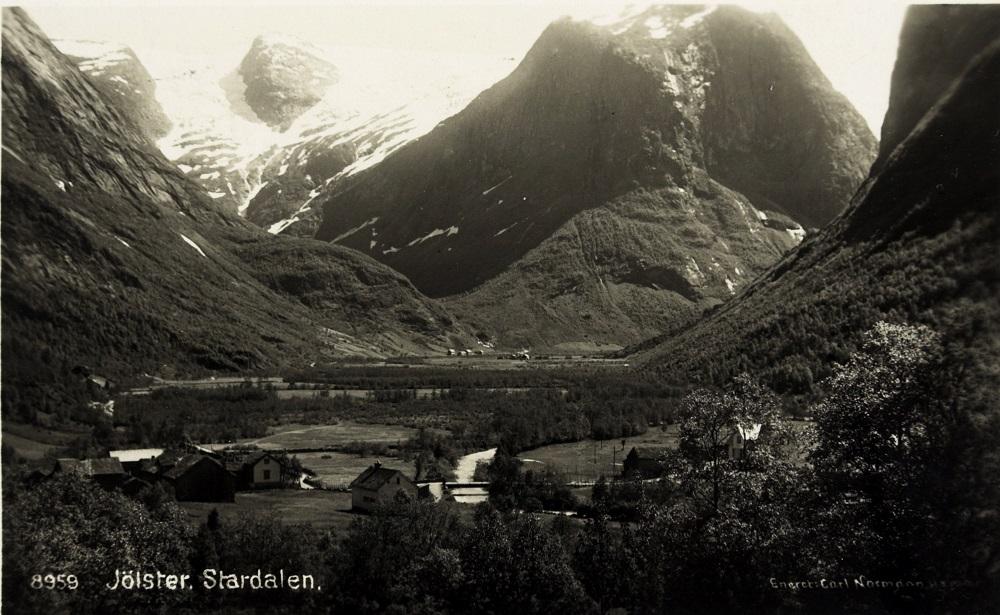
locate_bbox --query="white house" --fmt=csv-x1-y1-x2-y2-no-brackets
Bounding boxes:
727,423,762,460
350,461,417,512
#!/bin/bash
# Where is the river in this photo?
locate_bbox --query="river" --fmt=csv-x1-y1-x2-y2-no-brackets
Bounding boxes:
450,448,496,504
454,447,496,482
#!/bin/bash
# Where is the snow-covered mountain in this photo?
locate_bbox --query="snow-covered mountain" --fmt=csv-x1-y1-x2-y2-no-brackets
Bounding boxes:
79,35,518,234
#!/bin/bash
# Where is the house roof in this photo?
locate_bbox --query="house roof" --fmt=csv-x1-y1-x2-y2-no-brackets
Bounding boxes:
162,454,221,480
244,450,284,468
56,457,125,476
109,448,165,463
350,464,411,490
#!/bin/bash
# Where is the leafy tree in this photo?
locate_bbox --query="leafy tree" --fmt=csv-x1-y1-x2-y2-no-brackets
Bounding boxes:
676,374,788,513
2,475,193,615
458,505,595,614
809,321,1000,609
330,499,462,614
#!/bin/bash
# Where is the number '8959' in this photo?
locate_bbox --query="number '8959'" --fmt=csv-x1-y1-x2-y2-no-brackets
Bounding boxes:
31,574,79,590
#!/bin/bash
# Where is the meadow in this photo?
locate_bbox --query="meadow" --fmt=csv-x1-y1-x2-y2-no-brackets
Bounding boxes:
515,425,681,482
232,420,418,450
179,489,358,533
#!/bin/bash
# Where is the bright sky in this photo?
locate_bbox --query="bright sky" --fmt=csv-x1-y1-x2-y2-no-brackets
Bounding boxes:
23,1,909,134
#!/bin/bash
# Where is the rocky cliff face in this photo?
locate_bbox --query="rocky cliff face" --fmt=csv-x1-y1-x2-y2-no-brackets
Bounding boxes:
55,39,172,141
238,34,338,130
638,6,1000,393
316,5,875,348
696,8,875,228
874,4,1000,173
1,8,471,403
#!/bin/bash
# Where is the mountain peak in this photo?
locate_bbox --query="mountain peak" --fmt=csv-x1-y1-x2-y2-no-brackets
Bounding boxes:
238,32,338,130
315,7,875,348
253,32,323,53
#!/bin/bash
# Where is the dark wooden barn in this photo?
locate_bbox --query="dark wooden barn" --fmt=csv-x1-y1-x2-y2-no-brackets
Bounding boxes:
160,454,235,502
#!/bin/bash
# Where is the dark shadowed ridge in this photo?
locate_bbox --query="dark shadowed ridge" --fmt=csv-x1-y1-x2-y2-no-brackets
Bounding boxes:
636,5,1000,395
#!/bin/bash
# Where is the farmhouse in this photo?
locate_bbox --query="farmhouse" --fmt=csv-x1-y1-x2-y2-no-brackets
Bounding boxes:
623,447,668,479
350,461,417,512
159,453,235,502
727,423,762,460
232,451,287,489
109,448,165,472
52,457,127,489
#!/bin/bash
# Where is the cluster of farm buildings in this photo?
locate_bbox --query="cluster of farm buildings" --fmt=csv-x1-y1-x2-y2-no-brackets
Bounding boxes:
32,446,289,502
31,422,763,514
31,446,420,513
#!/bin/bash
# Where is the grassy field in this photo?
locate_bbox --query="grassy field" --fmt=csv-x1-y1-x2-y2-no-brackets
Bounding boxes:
203,420,419,451
517,421,814,481
178,490,485,536
295,452,416,488
516,426,681,482
178,489,359,533
2,420,93,460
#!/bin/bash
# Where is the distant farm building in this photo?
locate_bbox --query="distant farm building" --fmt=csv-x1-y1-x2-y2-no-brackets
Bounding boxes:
109,448,165,472
623,447,668,479
52,457,127,489
158,453,235,502
350,462,417,512
727,423,762,460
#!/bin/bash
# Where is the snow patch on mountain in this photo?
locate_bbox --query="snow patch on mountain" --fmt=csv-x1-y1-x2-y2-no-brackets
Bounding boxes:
332,217,379,243
494,223,518,237
179,233,207,258
54,39,131,73
407,226,459,247
644,16,670,39
482,176,512,196
681,6,718,29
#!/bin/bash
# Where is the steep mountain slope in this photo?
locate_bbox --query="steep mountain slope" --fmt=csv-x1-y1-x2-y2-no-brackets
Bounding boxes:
54,39,171,141
315,5,874,348
637,5,1000,394
238,33,338,130
1,8,471,410
446,171,797,351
